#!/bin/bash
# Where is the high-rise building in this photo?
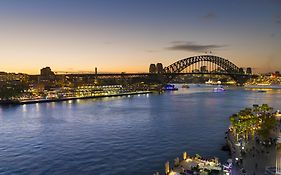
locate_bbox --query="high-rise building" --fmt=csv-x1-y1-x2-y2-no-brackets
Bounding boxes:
40,67,55,77
95,67,98,75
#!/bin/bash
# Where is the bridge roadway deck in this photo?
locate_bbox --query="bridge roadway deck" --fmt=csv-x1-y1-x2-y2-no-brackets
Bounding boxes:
30,72,255,77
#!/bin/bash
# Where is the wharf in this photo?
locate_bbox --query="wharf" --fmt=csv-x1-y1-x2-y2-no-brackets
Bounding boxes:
154,153,228,175
168,158,222,175
1,91,152,105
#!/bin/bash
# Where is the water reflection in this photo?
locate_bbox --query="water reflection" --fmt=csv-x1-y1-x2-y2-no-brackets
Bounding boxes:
1,86,281,175
22,104,27,112
35,103,40,112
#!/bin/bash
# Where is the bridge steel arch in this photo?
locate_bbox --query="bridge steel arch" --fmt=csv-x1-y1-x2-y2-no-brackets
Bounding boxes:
162,55,248,85
164,55,241,74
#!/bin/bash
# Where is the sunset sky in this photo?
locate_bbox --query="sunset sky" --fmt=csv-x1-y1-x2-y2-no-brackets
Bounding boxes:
0,0,280,74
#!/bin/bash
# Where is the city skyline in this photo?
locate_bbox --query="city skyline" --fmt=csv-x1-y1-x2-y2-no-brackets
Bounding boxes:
0,0,281,74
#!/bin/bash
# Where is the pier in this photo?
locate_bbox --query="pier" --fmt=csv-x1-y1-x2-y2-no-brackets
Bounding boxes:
1,91,152,105
155,153,230,175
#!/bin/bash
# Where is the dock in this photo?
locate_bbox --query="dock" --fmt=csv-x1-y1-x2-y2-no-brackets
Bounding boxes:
154,153,230,175
0,91,153,105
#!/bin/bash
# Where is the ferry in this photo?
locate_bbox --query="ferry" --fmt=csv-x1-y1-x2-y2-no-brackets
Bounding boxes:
163,84,178,91
182,84,190,88
214,85,225,92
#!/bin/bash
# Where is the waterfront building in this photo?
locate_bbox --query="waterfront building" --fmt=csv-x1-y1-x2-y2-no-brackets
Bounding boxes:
0,72,29,83
40,67,55,77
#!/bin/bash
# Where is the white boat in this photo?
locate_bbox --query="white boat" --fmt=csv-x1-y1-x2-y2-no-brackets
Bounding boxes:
182,84,190,88
214,86,225,92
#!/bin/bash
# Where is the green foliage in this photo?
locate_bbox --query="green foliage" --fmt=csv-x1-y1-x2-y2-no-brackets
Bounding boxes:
229,104,277,140
258,115,277,139
0,83,28,100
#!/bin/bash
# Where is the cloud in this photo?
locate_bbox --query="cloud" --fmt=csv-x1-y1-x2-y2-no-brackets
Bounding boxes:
202,12,217,20
166,41,226,52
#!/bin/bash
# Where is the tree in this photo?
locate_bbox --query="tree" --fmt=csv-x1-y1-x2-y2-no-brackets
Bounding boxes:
229,104,276,141
0,83,28,100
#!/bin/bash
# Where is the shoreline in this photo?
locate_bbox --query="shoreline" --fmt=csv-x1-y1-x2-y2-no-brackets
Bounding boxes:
244,85,281,89
225,105,280,175
0,91,153,105
160,104,280,175
226,130,277,175
155,154,225,175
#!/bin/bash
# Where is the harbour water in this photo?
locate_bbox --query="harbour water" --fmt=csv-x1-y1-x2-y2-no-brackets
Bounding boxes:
1,85,281,175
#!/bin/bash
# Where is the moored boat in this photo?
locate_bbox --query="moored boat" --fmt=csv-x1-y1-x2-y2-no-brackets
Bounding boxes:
163,84,178,91
214,86,225,92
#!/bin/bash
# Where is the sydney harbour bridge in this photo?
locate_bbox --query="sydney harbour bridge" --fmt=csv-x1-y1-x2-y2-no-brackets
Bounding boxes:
148,55,253,85
74,55,252,85
35,55,255,87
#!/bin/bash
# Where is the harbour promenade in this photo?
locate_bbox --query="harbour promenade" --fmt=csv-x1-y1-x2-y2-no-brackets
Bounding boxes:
227,130,276,175
1,91,152,105
226,107,281,175
162,104,281,175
